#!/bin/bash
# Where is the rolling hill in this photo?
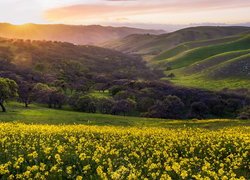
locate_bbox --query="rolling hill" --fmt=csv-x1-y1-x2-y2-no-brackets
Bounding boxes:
0,23,164,45
157,35,250,69
159,35,250,89
103,26,250,56
103,26,250,90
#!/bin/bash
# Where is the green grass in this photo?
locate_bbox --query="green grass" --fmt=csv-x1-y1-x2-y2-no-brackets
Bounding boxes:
164,75,250,90
157,34,250,90
88,91,110,99
0,102,249,129
182,49,250,75
164,35,250,69
162,48,250,90
154,35,241,61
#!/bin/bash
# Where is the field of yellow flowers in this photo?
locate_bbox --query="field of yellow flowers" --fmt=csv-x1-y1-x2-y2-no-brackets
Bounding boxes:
0,123,249,179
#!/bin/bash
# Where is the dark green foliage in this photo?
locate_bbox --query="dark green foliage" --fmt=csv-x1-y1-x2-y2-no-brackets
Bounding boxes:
114,90,135,101
109,85,124,96
97,98,115,114
237,106,250,120
0,78,18,112
146,96,185,119
189,102,209,119
167,73,175,79
163,95,185,118
18,81,34,107
112,99,136,116
137,97,155,112
70,95,97,113
226,98,244,113
33,83,66,109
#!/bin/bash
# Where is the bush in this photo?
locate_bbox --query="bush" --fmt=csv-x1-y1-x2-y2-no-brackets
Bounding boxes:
70,95,96,113
97,98,115,114
112,99,136,116
146,96,185,119
189,102,209,119
114,90,135,101
137,97,155,112
237,106,250,120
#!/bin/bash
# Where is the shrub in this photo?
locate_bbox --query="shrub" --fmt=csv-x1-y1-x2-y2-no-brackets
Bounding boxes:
189,101,209,119
97,98,115,114
112,99,136,116
237,106,250,120
70,95,96,113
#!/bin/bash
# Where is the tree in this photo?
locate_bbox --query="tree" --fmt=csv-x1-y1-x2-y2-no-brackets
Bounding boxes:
137,97,155,112
112,99,136,116
33,83,66,108
145,100,166,118
114,90,135,101
109,85,124,96
0,78,18,112
97,98,115,114
70,95,96,113
167,73,175,79
226,98,243,113
189,102,209,119
95,83,109,93
145,96,185,119
237,106,250,120
33,83,53,106
18,81,34,108
163,95,185,119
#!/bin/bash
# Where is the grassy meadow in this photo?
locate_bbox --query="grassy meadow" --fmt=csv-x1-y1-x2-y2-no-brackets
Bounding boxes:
0,102,249,129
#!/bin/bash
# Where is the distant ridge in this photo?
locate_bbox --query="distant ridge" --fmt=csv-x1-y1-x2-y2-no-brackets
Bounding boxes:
0,23,165,45
103,26,250,56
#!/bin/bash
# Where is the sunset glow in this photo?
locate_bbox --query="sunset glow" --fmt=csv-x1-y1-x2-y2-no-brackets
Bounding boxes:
1,0,250,27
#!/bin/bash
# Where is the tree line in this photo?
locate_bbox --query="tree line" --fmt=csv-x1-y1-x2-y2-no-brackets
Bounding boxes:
0,77,249,119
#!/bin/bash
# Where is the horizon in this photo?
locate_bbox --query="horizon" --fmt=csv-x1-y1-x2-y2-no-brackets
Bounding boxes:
1,22,250,32
1,0,250,30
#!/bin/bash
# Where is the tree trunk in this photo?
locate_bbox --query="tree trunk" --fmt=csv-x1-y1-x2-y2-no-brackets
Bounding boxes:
25,102,29,108
0,103,6,112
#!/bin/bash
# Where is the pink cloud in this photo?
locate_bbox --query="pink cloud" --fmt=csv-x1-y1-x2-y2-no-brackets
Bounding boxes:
44,0,250,23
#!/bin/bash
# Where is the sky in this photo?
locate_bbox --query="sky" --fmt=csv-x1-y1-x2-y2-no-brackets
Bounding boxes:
0,0,250,29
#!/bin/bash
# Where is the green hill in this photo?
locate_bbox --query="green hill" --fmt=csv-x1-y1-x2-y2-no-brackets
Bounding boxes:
174,53,250,89
207,54,250,79
153,35,242,61
145,31,250,90
159,35,250,69
103,26,250,57
183,49,250,75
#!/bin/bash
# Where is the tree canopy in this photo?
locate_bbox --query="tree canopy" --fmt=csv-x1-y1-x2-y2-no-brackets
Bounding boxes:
0,77,18,112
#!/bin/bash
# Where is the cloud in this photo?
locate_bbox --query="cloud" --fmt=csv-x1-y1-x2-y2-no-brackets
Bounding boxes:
43,0,250,24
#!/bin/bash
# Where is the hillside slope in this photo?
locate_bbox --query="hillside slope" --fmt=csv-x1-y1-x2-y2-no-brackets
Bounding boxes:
160,35,250,69
0,23,164,45
103,26,250,56
0,37,159,86
159,35,250,90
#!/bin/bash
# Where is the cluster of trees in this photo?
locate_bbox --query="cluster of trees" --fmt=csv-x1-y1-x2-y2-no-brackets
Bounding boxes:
69,95,136,116
90,80,250,119
0,77,249,120
0,77,66,112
